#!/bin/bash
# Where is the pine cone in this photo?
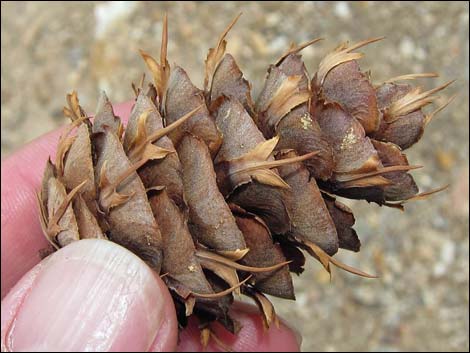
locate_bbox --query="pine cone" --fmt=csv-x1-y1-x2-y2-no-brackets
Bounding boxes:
37,14,453,341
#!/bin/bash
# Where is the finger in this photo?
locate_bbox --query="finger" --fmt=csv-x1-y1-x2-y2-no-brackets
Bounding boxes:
177,302,301,352
1,101,134,298
1,239,177,352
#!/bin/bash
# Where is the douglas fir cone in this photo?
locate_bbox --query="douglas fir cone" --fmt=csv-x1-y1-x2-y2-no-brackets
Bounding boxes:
37,14,454,344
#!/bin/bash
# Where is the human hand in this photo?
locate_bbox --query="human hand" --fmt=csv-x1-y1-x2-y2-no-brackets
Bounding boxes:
1,102,301,351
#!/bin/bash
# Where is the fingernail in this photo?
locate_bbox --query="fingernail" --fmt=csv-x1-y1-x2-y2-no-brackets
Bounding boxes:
5,239,165,351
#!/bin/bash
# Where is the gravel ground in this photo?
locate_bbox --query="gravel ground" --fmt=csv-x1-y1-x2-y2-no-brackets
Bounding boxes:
2,1,468,351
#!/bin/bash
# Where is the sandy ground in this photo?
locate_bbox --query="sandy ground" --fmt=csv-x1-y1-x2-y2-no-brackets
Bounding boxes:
1,1,469,351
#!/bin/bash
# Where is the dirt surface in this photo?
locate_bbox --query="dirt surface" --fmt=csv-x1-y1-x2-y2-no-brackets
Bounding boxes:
2,1,468,351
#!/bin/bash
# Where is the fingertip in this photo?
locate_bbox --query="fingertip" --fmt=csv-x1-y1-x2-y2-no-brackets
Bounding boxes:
113,101,135,124
1,259,46,351
177,302,300,352
1,239,178,352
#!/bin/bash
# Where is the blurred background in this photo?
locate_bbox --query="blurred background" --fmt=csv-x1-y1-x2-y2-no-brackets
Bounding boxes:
1,1,468,351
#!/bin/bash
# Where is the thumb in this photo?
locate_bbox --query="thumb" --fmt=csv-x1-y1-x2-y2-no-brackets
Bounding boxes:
1,239,178,351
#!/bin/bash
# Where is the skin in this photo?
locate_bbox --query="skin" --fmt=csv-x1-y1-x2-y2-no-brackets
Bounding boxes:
1,102,300,352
